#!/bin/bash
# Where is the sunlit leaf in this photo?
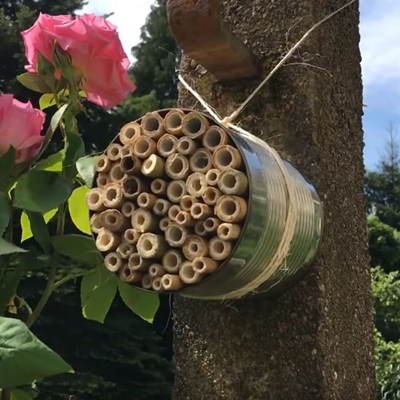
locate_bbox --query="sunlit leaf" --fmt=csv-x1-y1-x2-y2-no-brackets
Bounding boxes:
34,149,65,173
76,155,97,188
16,73,52,94
68,186,91,235
20,209,57,242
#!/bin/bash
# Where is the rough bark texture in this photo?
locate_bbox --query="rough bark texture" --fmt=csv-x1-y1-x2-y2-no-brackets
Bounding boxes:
172,0,375,399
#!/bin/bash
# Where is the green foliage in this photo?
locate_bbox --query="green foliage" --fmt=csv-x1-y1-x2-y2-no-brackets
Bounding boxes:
76,155,97,188
20,209,58,242
17,72,52,93
0,147,16,190
25,211,51,253
0,239,27,255
0,192,11,236
68,186,91,235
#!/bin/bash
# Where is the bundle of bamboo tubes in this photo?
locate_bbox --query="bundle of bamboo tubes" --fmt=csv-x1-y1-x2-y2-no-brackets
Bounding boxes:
87,109,249,293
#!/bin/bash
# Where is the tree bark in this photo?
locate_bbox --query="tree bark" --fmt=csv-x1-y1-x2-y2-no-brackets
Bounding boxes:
172,1,375,399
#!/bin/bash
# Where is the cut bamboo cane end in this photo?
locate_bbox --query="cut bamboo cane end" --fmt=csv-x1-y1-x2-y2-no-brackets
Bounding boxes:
159,217,172,232
161,274,184,291
189,149,212,174
120,155,142,175
104,252,124,272
217,223,241,240
96,173,109,189
192,256,218,274
194,221,207,237
137,192,157,210
120,145,131,158
116,243,136,259
182,111,209,139
190,203,213,220
137,233,167,259
165,223,188,247
164,108,185,136
99,209,128,232
153,199,172,216
128,253,151,271
183,235,209,260
121,201,136,218
141,274,153,290
141,111,165,140
157,133,178,157
119,265,143,283
215,195,247,223
106,143,123,161
132,136,157,159
218,169,248,195
149,263,166,278
131,209,158,233
165,153,190,180
179,261,204,284
152,277,165,292
175,211,195,227
150,178,168,196
96,155,111,173
209,237,232,261
202,125,229,152
123,228,141,245
119,121,142,146
167,180,187,203
180,195,197,212
141,154,165,178
186,172,207,198
122,176,144,200
109,163,126,183
90,213,103,233
213,145,243,171
176,136,198,156
167,204,182,222
86,188,106,212
162,249,183,273
205,169,221,186
203,217,222,233
202,187,222,205
103,183,124,208
96,228,121,252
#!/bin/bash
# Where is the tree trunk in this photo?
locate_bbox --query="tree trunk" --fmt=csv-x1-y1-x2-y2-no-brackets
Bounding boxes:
172,1,375,399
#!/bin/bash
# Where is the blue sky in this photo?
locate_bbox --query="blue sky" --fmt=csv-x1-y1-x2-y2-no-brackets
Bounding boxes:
79,0,399,171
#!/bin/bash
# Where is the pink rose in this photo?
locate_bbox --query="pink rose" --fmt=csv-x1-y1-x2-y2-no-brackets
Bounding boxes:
21,13,136,109
0,95,46,164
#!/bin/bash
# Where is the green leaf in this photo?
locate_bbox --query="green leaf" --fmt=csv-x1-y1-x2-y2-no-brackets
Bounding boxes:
0,238,27,256
16,73,52,94
13,170,73,213
11,389,34,400
0,192,11,237
20,209,57,243
63,117,85,180
34,149,65,173
0,316,73,389
81,265,118,323
118,281,160,323
51,234,102,266
26,212,51,253
39,93,57,110
0,147,16,189
68,186,91,235
76,155,97,188
0,268,24,316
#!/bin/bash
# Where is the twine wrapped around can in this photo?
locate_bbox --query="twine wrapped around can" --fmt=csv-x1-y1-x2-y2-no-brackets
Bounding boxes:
87,106,323,300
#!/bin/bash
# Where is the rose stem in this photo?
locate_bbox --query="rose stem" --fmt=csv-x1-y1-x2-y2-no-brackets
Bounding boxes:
137,233,167,259
132,136,157,159
131,209,158,233
104,252,124,272
215,195,247,223
192,256,218,274
164,108,185,136
212,145,243,170
157,134,178,157
179,261,204,284
209,237,233,261
141,111,165,140
119,121,142,146
181,111,209,138
165,223,188,247
186,172,207,198
189,149,212,174
202,187,222,206
96,228,121,252
217,223,241,240
182,235,209,260
137,192,157,210
86,188,106,212
165,154,190,180
176,136,198,156
167,180,187,203
161,274,184,291
141,154,165,178
202,125,229,151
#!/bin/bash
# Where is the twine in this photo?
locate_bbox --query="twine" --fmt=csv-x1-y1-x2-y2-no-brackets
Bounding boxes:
178,0,355,298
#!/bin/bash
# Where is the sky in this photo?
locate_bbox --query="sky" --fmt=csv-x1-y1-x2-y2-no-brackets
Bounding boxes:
78,0,400,171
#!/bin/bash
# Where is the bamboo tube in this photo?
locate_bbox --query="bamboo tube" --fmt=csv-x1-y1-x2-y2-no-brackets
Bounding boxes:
96,155,111,173
131,209,158,233
182,235,208,260
122,176,145,200
99,209,129,232
176,136,198,156
189,149,212,174
182,111,209,138
209,237,232,261
164,108,185,136
120,155,142,175
119,121,142,146
217,223,241,240
168,204,181,222
103,183,124,208
141,111,165,140
202,125,229,151
128,253,151,271
215,195,247,223
96,228,120,252
202,187,222,206
120,145,131,158
137,233,167,259
159,217,172,232
152,277,164,292
123,228,140,245
119,265,143,283
194,221,207,237
190,203,213,220
179,261,204,284
116,243,136,259
106,143,122,161
205,169,221,186
213,145,242,170
186,172,207,198
203,217,222,233
192,256,218,274
141,154,165,178
149,263,166,278
162,249,183,273
132,136,157,159
218,169,248,195
90,213,102,233
161,274,184,291
121,201,135,218
96,173,109,189
150,178,168,196
175,211,195,227
86,188,106,212
153,199,172,216
137,192,157,210
109,163,126,183
165,154,190,180
157,134,178,157
167,180,187,203
104,252,124,272
141,274,153,290
165,223,188,247
180,195,197,212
